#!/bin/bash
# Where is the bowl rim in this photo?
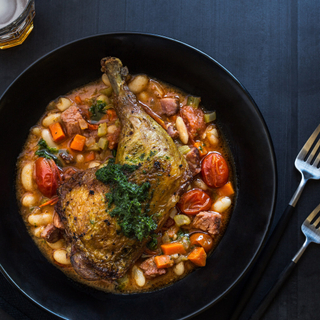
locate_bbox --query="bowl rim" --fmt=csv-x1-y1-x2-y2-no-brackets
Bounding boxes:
0,32,277,320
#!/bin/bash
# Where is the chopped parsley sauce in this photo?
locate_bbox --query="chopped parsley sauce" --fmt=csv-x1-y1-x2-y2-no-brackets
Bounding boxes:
95,158,157,241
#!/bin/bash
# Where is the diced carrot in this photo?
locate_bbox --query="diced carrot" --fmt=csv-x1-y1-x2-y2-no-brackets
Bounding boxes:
84,151,95,162
75,95,82,104
49,122,66,143
39,195,59,208
87,123,99,130
194,141,208,157
70,134,86,151
107,109,117,122
188,247,207,267
154,255,174,269
217,182,235,197
169,115,177,122
161,242,187,255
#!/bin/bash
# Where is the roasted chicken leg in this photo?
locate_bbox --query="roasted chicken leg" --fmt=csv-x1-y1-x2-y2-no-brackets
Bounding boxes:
56,57,192,280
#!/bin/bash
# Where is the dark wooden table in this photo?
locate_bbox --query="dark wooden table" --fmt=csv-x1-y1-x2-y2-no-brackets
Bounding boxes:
1,1,320,319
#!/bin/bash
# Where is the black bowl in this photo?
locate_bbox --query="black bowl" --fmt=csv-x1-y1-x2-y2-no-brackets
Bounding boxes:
0,33,276,320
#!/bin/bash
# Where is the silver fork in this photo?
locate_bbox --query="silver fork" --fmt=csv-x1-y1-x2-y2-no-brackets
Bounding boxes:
249,203,320,320
231,124,320,320
290,124,320,206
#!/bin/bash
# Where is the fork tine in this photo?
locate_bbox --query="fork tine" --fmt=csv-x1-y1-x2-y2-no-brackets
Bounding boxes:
297,124,320,160
306,137,320,164
305,203,320,223
313,216,320,228
312,150,320,167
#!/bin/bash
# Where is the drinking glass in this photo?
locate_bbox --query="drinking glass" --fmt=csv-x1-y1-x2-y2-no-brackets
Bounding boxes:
0,0,35,49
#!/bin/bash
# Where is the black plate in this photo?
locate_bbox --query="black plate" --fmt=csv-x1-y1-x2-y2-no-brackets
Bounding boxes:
0,33,276,320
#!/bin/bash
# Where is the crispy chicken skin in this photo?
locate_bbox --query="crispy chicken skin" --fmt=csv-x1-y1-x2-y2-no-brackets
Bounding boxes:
56,57,192,280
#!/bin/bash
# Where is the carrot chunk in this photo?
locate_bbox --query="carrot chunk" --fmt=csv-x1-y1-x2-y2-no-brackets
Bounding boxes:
161,242,187,255
70,134,86,151
84,151,95,162
154,255,174,268
188,247,207,267
49,122,66,143
194,141,208,157
217,182,235,197
39,195,59,208
75,95,82,104
107,109,117,122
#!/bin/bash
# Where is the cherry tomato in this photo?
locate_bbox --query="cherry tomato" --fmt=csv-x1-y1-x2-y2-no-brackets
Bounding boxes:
190,233,213,252
201,152,229,188
35,157,61,198
178,189,212,215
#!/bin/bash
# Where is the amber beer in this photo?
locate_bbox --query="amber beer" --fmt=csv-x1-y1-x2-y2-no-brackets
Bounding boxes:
0,0,35,49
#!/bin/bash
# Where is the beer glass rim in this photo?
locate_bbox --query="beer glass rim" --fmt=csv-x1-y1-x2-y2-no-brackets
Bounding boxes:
0,0,34,34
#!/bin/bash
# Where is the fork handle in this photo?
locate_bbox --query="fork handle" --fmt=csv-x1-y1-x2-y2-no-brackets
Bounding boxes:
230,205,295,320
248,261,296,320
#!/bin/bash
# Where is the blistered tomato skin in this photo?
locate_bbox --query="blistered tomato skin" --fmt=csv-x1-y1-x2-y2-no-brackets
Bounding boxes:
201,152,229,188
190,233,213,252
178,188,212,215
35,157,60,198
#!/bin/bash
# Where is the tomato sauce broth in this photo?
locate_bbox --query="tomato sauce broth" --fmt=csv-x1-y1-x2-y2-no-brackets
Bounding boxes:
16,72,236,293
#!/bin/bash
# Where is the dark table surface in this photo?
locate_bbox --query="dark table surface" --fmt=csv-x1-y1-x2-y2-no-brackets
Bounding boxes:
1,1,320,319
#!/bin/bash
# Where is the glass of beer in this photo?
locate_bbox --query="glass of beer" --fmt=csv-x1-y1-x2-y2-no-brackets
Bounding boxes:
0,0,35,50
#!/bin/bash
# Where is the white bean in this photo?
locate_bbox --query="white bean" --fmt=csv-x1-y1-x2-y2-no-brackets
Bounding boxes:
76,154,84,163
206,127,219,146
42,113,61,127
176,116,189,144
169,207,178,219
47,239,66,250
53,249,71,265
88,161,101,168
31,127,41,136
56,97,71,111
102,73,111,86
212,196,231,213
107,124,118,134
192,178,208,190
132,266,146,287
138,91,149,102
21,162,34,191
42,129,58,148
33,226,45,238
128,75,149,94
21,192,37,207
28,212,53,227
173,262,185,276
96,94,109,103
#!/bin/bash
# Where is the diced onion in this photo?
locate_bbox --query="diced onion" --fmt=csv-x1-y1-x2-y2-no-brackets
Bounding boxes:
99,86,113,97
98,137,108,150
98,123,107,137
204,111,216,123
178,145,191,155
174,214,191,226
187,96,201,108
169,207,178,219
56,97,71,111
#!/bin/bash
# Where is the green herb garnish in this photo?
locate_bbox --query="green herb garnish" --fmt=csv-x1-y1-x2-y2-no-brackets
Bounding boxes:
37,138,58,153
89,100,107,121
147,234,158,250
95,159,157,241
35,139,61,165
